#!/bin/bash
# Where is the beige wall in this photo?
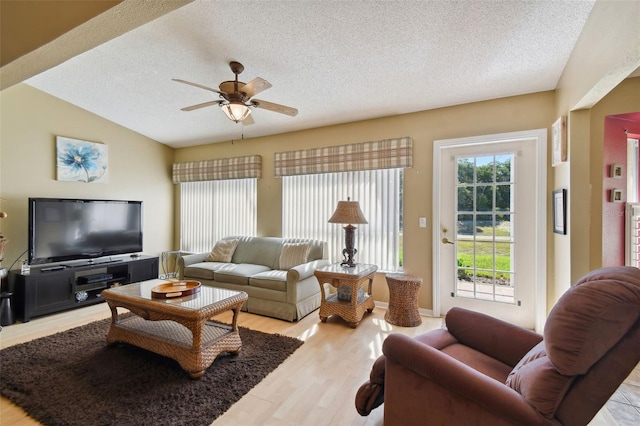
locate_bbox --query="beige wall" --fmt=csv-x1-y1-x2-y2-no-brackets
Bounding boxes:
552,0,640,304
0,83,174,269
555,0,640,112
175,91,555,310
1,0,637,315
1,81,636,315
591,78,640,263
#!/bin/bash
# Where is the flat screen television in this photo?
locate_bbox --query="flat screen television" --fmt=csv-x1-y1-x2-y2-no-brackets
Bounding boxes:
28,198,143,265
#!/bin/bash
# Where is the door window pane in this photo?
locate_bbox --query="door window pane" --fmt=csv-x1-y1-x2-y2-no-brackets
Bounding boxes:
475,186,494,211
457,187,473,212
476,155,495,183
455,154,516,304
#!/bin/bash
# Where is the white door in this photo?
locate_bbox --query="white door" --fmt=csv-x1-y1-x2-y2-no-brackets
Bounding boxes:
433,130,546,331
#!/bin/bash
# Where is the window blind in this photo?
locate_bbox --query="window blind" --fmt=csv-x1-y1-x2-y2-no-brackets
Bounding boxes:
282,169,403,271
180,179,257,253
626,202,640,267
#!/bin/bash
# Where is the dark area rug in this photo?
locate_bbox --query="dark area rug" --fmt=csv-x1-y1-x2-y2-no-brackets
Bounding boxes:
0,316,303,426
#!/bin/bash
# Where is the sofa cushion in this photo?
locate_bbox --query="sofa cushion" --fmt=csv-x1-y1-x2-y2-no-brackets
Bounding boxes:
505,341,575,419
231,237,284,269
544,266,640,376
250,270,288,292
214,263,271,285
184,262,226,280
205,238,239,262
279,242,311,270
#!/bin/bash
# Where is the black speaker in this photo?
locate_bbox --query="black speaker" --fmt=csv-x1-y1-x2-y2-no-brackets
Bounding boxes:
0,292,16,326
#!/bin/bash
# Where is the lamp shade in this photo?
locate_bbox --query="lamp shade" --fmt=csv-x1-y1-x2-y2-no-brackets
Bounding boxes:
222,102,251,123
328,198,368,225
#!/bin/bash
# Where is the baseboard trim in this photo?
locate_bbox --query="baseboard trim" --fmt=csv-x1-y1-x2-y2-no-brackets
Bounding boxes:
374,301,435,318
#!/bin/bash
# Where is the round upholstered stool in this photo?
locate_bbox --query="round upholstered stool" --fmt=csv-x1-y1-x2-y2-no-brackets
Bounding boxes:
384,273,422,327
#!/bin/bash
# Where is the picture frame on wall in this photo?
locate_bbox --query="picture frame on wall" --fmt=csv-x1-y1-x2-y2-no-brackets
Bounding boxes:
56,136,108,183
611,188,624,203
552,116,567,167
553,189,566,234
611,164,624,178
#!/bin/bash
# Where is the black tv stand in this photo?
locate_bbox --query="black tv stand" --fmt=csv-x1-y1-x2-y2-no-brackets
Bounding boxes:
10,255,159,322
41,265,68,272
85,259,123,266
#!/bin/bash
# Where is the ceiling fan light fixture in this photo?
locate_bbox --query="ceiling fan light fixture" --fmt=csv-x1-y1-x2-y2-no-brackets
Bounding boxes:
222,101,251,123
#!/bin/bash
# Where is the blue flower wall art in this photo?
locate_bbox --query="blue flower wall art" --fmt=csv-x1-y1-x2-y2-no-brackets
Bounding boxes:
56,136,108,183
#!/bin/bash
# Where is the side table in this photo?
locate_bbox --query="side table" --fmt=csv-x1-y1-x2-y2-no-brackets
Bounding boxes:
384,273,422,326
314,263,377,328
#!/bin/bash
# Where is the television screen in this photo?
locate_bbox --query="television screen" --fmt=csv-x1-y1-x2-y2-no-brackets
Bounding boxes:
29,198,143,265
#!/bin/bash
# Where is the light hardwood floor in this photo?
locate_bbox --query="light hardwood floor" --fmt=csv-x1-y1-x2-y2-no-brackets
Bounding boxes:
0,303,625,426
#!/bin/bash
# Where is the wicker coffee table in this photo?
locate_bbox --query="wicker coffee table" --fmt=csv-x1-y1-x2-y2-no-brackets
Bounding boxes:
101,279,247,379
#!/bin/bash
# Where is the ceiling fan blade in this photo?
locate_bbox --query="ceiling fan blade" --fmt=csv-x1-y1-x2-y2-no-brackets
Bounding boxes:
251,99,298,117
241,114,255,126
241,77,272,98
180,100,223,111
172,78,225,95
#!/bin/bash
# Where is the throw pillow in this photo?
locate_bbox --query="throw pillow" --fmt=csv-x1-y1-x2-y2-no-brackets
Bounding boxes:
205,239,239,263
279,242,310,270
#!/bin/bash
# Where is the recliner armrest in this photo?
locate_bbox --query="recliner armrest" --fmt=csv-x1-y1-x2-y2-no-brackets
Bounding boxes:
383,333,546,425
445,307,543,367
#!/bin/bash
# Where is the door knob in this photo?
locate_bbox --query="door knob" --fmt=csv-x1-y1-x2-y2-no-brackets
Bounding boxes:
442,237,454,245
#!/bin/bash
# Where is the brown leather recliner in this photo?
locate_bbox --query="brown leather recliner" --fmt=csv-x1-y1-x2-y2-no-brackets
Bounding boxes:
355,266,640,425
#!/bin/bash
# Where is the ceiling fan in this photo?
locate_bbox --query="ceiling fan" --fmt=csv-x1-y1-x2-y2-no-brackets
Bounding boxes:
173,61,298,125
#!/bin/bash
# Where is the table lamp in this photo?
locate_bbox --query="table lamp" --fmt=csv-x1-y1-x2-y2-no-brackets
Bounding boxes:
328,197,368,267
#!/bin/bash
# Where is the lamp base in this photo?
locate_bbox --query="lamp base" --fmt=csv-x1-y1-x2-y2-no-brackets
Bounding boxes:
341,224,359,267
341,247,357,268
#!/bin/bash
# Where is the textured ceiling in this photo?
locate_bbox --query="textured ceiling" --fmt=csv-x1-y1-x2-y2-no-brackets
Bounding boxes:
24,0,597,148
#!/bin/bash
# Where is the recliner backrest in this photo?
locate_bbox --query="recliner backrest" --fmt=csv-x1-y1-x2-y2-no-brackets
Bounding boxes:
508,266,640,422
556,318,640,425
544,266,640,375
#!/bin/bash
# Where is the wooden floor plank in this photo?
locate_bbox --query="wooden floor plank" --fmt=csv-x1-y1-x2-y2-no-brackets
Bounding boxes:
0,302,622,425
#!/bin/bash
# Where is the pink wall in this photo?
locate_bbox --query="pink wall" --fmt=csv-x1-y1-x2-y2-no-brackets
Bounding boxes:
602,113,640,266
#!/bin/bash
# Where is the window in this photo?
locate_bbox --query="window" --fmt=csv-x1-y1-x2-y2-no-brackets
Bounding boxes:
180,179,257,252
455,154,515,303
282,168,403,271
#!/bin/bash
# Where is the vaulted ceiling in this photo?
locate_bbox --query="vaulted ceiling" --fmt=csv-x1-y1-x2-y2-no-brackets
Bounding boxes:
2,0,603,148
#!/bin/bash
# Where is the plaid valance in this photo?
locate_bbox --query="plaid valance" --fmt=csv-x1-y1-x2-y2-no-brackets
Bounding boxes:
274,137,413,177
172,155,262,183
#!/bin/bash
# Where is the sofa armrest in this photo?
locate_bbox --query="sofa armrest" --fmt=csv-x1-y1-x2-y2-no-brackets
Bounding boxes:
445,307,543,367
383,333,546,425
177,252,208,279
286,259,331,284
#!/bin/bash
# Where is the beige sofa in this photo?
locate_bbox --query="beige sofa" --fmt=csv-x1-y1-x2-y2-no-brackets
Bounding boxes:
177,236,330,321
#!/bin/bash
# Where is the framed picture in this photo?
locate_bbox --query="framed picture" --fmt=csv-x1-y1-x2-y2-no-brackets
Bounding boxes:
611,164,624,178
553,189,566,235
56,136,108,183
552,116,567,167
611,188,624,203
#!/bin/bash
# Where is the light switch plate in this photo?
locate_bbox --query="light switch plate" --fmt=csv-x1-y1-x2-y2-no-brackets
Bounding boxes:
419,217,427,228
